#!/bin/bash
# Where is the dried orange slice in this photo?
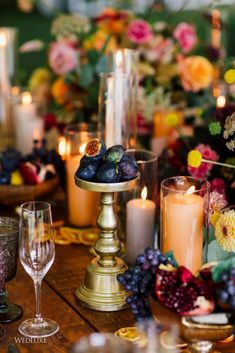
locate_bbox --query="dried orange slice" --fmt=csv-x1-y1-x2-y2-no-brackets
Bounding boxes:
60,227,81,244
80,228,99,245
114,327,147,347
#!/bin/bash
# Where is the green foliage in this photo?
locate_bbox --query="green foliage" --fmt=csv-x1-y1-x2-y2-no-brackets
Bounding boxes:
209,122,222,136
212,256,235,283
78,64,94,89
207,240,234,263
165,251,178,268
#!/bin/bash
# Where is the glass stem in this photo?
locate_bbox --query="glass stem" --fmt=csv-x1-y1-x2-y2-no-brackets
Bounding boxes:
34,279,43,324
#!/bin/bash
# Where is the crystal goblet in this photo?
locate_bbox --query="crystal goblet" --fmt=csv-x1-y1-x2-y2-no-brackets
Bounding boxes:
18,201,59,338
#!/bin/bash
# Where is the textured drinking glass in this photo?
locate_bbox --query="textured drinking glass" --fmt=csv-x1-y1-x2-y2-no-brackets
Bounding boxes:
161,176,210,274
118,149,158,264
0,217,22,323
18,201,59,338
98,72,136,149
64,123,100,227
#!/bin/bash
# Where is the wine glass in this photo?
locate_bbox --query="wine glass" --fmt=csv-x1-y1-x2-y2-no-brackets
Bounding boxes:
0,217,23,323
18,201,59,338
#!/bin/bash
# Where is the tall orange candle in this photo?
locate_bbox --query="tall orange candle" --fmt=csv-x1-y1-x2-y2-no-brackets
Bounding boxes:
162,188,204,274
66,151,99,227
58,132,99,227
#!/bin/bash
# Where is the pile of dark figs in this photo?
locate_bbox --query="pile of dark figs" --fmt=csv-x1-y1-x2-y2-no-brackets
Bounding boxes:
76,138,139,183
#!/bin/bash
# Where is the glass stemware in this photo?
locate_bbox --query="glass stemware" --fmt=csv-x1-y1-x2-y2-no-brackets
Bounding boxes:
18,201,59,338
0,217,23,323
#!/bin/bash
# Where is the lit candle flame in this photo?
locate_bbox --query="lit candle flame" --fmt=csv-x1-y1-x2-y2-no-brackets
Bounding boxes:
116,50,123,70
33,128,41,141
216,95,226,108
58,136,66,159
185,185,196,195
79,142,87,155
11,86,20,96
22,92,32,105
0,31,6,47
141,186,147,201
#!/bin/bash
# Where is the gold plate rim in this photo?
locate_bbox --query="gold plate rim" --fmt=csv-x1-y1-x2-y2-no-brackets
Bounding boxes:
74,174,140,192
182,316,233,330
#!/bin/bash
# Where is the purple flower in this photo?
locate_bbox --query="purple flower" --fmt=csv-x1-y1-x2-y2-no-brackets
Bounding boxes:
173,22,197,53
49,41,78,76
210,178,226,195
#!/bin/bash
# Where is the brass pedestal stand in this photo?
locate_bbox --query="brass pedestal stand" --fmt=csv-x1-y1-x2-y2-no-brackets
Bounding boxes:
74,175,139,311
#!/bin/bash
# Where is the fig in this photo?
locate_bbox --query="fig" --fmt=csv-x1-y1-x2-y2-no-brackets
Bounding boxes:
105,145,125,163
85,138,106,161
119,155,139,181
155,265,214,316
0,171,10,185
96,162,121,183
76,160,100,181
1,147,21,172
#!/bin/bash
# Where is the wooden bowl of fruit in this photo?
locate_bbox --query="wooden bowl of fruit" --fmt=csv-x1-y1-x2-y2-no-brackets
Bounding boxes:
0,147,62,206
0,176,59,206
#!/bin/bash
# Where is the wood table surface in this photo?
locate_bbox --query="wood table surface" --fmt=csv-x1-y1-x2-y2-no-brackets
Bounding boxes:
0,200,234,353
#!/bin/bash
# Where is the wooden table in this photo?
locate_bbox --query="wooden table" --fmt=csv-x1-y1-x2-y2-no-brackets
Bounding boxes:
0,243,234,353
0,196,234,353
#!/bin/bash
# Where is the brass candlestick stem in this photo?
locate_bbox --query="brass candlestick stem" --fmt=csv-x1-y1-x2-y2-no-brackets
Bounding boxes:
74,175,139,311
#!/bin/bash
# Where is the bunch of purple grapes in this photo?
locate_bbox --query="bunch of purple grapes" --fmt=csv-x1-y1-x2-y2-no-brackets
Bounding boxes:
217,268,235,310
117,247,172,322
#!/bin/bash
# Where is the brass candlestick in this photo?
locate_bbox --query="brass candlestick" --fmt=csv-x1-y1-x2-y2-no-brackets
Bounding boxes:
74,175,139,311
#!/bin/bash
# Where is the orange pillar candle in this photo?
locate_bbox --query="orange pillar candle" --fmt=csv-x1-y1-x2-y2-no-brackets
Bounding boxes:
66,146,99,227
162,189,204,274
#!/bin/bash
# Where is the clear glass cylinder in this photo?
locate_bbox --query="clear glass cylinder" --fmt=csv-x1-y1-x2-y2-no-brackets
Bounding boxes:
64,123,100,227
160,176,210,274
98,72,136,149
107,49,138,147
118,149,158,265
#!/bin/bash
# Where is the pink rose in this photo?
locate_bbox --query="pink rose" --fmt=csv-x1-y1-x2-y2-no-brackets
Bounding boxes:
146,36,174,63
188,144,219,178
127,19,153,44
173,22,197,53
49,41,77,76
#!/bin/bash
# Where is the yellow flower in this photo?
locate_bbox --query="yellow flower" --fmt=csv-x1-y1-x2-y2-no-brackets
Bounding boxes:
83,30,117,52
29,68,51,91
224,69,235,84
215,210,235,251
155,63,177,86
178,56,214,92
187,150,202,168
165,112,179,127
210,210,221,227
51,77,70,105
11,170,24,186
138,62,155,76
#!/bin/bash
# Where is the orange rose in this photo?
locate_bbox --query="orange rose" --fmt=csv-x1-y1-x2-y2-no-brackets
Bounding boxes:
178,56,214,92
51,77,70,105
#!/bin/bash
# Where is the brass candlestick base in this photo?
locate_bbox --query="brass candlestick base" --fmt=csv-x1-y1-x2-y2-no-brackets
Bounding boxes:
74,175,139,311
